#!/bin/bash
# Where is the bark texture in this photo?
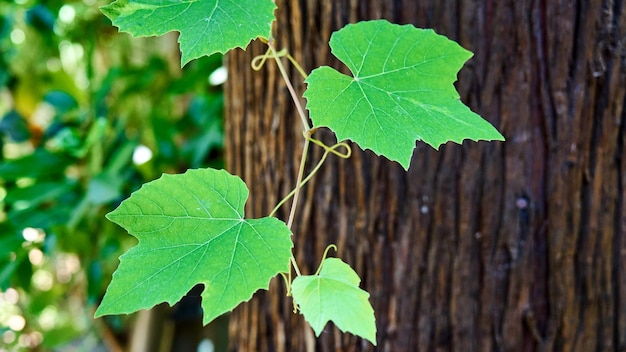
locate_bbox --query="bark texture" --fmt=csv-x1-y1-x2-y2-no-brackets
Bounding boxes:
225,1,626,351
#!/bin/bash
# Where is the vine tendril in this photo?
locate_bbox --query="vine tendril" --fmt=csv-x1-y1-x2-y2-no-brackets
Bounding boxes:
269,135,351,217
314,244,338,276
251,47,308,79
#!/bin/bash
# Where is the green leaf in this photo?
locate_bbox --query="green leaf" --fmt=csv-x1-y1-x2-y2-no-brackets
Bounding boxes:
101,0,276,65
4,181,75,206
0,150,73,181
292,258,376,345
95,168,293,324
304,20,505,170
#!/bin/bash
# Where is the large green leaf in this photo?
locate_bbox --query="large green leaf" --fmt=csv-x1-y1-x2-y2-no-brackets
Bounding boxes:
101,0,276,65
292,258,376,345
304,20,505,169
95,168,293,324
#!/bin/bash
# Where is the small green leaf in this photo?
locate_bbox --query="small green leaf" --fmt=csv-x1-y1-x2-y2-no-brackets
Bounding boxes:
95,168,293,325
304,20,505,169
292,258,376,345
101,0,276,65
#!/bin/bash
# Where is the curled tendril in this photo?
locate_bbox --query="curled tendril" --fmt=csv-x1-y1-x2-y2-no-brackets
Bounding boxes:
306,132,351,159
251,47,282,71
251,47,309,79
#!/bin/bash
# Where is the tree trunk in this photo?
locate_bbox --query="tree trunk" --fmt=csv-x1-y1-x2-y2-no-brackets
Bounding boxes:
225,0,626,351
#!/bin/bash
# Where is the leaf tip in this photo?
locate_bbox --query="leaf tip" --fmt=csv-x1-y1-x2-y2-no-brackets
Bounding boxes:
93,307,105,319
468,125,506,144
104,210,115,221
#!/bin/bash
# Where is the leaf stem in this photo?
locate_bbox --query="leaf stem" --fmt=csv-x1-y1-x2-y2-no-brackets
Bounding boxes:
267,40,311,132
286,134,309,231
314,244,337,275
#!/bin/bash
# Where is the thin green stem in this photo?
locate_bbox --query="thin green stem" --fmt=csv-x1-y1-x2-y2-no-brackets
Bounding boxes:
269,139,351,217
269,151,327,217
284,136,309,278
290,255,301,278
258,41,352,282
268,40,311,132
266,40,312,279
280,272,291,295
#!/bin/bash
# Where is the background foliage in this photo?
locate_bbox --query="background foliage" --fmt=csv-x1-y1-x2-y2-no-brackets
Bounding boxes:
0,0,224,349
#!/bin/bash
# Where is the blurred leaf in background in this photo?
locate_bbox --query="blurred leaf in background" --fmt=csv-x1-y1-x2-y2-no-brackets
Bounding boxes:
0,0,224,350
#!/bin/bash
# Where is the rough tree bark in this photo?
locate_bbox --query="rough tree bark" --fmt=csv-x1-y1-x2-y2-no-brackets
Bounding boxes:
225,1,626,351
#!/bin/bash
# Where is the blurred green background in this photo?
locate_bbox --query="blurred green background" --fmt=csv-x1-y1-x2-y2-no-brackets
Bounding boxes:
0,0,224,350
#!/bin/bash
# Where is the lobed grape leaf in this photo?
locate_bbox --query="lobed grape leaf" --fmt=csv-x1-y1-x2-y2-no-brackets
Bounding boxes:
292,258,376,345
101,0,276,66
304,20,505,170
95,168,293,325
